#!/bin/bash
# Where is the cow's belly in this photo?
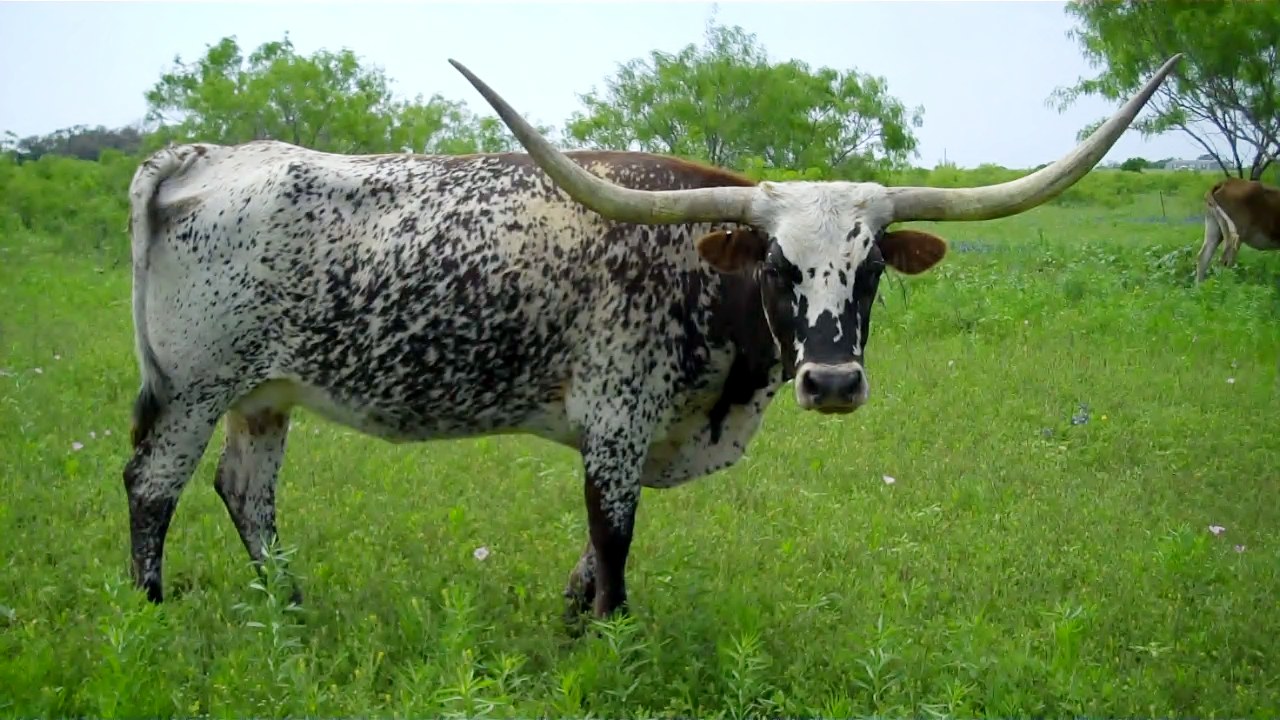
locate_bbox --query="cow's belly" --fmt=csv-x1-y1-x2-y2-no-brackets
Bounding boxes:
1242,229,1280,251
263,297,579,442
231,376,576,446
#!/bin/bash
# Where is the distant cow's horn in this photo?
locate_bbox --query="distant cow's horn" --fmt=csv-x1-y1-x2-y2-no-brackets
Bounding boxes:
448,59,758,225
885,54,1184,223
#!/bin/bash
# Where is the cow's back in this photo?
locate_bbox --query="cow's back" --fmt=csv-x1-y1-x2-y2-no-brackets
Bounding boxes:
142,142,605,440
139,141,763,446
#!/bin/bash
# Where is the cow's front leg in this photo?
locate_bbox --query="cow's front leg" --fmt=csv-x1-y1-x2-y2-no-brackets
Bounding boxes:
214,408,301,605
563,539,597,621
575,418,649,619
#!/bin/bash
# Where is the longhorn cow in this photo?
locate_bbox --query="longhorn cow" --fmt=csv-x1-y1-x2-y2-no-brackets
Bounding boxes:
122,55,1181,620
1196,176,1280,282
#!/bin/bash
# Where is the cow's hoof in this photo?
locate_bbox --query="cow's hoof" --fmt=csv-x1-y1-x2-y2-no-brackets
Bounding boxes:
168,576,197,601
594,600,630,622
562,590,593,636
570,603,633,638
563,608,632,639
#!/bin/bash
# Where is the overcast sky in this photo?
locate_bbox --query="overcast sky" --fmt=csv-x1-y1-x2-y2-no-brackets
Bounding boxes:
0,1,1203,168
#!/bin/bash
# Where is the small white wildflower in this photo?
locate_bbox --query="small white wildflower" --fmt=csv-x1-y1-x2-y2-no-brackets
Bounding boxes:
89,431,97,440
1209,525,1226,536
1226,377,1235,384
473,546,490,561
104,429,112,437
71,441,84,451
1234,544,1246,553
53,354,61,361
33,368,43,375
882,475,896,485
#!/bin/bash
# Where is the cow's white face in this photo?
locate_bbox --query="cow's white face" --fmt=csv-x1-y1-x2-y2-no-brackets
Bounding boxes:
697,181,946,414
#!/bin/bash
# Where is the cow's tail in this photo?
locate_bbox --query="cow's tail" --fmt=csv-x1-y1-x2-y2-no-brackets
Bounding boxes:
1205,181,1240,245
1206,179,1227,207
126,144,204,449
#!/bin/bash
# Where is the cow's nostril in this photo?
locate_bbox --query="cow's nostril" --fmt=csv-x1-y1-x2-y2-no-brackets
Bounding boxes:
844,369,864,397
800,365,865,407
822,370,860,402
799,369,820,398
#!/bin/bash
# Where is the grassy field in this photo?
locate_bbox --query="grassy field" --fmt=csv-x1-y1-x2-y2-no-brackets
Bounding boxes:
1,188,1278,718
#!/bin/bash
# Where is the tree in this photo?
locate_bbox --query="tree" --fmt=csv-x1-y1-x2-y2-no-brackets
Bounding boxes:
564,19,923,180
144,34,530,155
1052,0,1280,180
1119,156,1150,172
3,125,145,163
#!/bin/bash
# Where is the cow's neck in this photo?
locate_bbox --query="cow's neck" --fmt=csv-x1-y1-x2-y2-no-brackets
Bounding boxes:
703,269,785,436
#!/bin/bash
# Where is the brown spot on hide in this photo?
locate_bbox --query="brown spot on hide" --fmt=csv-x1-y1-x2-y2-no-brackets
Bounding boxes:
228,409,289,438
442,150,758,192
130,387,163,450
550,379,573,403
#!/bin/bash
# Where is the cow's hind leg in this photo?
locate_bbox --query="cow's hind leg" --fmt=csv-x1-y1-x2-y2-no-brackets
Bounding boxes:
214,407,300,605
123,384,228,603
1196,209,1224,283
1217,204,1243,268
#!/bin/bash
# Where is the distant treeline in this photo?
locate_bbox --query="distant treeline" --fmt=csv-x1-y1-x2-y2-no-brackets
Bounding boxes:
0,145,1224,268
0,23,1255,266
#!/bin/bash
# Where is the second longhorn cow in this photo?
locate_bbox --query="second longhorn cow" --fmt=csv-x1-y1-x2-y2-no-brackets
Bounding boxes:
1196,176,1280,282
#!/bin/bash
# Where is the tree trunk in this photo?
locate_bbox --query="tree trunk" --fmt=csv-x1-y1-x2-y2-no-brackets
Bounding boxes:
1249,155,1274,181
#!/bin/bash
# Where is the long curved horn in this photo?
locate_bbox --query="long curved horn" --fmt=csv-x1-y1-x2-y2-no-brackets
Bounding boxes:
448,59,758,225
886,53,1183,223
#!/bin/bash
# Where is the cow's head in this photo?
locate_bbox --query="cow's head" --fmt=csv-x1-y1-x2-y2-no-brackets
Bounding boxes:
691,187,945,412
449,54,1182,414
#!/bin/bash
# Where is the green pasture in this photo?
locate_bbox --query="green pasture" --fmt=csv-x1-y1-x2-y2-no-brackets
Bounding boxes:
1,185,1278,718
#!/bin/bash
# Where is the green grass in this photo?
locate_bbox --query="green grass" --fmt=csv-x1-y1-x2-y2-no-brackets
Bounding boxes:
1,190,1278,718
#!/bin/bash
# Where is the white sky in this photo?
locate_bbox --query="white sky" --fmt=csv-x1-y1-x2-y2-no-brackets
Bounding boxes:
0,0,1204,168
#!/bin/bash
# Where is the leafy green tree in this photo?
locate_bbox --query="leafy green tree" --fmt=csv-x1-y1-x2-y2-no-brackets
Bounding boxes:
1119,156,1150,173
1052,0,1280,180
564,20,923,180
3,125,144,163
144,34,528,155
0,150,135,256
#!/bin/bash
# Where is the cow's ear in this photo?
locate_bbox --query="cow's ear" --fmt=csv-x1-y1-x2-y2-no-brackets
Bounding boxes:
696,227,767,273
879,229,947,275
